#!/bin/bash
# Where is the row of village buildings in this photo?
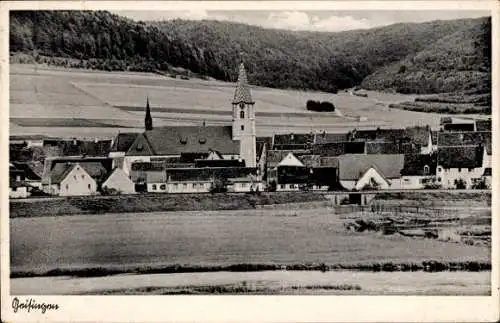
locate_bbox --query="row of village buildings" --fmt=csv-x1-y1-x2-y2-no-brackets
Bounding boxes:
9,117,492,198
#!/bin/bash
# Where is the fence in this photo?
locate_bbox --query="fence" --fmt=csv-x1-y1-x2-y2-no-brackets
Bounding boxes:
332,204,448,217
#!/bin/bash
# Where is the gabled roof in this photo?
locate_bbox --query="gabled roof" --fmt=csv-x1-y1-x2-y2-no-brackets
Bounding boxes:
437,145,484,169
336,154,405,180
266,149,310,168
314,132,350,144
319,157,339,168
401,153,437,176
277,152,305,167
110,133,140,153
127,126,239,156
438,131,491,154
232,63,254,104
42,157,112,184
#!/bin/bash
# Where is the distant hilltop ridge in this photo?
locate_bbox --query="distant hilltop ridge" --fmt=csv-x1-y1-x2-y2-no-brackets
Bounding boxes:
10,11,490,95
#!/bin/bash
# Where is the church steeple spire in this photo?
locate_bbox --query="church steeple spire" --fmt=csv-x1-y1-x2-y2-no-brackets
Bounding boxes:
145,96,153,131
232,61,254,104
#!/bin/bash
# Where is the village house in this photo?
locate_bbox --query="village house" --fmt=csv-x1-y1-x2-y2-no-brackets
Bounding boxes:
41,157,112,196
101,168,136,194
9,165,29,199
440,117,476,132
11,161,44,189
399,153,437,189
438,131,492,169
334,154,405,191
436,145,488,189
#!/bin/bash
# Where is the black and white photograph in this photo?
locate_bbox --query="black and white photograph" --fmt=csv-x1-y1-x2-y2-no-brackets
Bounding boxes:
1,0,498,322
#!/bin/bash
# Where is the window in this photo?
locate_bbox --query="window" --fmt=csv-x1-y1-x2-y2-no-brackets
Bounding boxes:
82,175,85,179
183,183,187,188
16,175,21,182
280,184,285,189
241,125,244,131
160,184,166,190
468,168,473,172
437,167,442,172
404,178,411,183
88,184,91,190
174,183,178,188
240,110,245,119
74,175,77,180
437,177,441,182
423,165,430,175
66,184,69,190
152,184,157,191
458,168,462,173
12,187,17,192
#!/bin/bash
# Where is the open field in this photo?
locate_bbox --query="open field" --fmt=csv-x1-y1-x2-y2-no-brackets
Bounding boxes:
11,270,490,295
10,205,490,276
9,64,473,138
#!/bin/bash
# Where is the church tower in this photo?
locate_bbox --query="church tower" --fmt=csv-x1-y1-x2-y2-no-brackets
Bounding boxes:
145,97,153,131
232,61,256,167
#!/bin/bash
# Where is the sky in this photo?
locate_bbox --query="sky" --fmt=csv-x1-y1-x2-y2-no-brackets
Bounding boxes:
115,10,489,32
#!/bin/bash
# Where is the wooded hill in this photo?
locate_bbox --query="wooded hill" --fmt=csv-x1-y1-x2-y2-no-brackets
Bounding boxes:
10,11,491,95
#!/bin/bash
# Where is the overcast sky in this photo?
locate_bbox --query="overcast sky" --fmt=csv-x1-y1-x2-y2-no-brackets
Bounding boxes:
114,10,489,32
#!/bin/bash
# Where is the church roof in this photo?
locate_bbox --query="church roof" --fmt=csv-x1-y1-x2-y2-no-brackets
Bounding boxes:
126,126,240,156
232,62,254,104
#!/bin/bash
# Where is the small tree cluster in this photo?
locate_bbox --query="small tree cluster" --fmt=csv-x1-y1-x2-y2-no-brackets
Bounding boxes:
306,100,335,112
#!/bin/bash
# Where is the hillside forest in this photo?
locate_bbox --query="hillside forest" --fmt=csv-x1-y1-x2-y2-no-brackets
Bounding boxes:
10,10,491,112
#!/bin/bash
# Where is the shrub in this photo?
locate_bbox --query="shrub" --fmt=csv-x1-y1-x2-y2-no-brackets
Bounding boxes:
306,100,335,112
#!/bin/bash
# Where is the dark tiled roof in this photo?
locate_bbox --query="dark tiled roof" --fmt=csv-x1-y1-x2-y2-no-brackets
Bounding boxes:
273,133,314,146
438,131,491,154
337,154,405,180
195,159,245,168
401,153,437,176
43,139,112,157
365,141,399,154
311,141,365,156
314,132,350,144
319,157,339,168
110,133,140,153
167,167,257,182
405,126,431,146
298,155,321,168
11,161,43,180
476,119,491,132
443,123,475,132
437,145,483,169
127,126,239,156
351,128,406,142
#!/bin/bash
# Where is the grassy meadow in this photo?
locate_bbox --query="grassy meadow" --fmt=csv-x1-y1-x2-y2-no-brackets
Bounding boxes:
10,205,490,276
9,64,460,138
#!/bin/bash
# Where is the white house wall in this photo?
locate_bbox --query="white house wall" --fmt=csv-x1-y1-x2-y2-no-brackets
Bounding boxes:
436,165,484,189
9,187,28,198
354,167,390,190
59,165,97,196
102,169,136,194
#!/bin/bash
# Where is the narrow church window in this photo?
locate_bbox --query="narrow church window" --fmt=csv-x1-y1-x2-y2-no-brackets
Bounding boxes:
88,184,91,190
241,125,244,131
240,110,245,119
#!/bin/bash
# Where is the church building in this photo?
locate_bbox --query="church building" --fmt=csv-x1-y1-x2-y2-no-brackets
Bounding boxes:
110,62,257,174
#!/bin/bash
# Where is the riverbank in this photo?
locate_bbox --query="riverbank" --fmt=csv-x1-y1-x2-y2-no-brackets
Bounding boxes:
9,192,328,218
